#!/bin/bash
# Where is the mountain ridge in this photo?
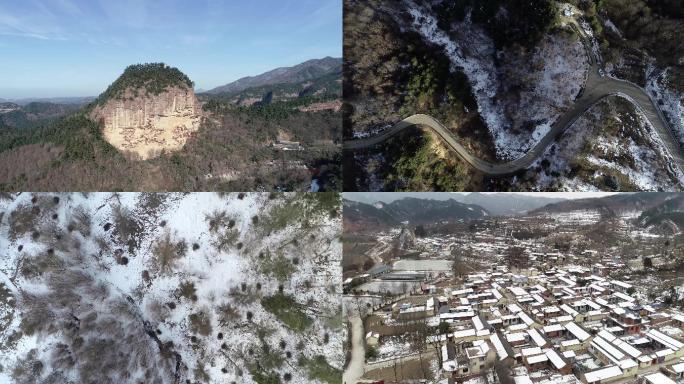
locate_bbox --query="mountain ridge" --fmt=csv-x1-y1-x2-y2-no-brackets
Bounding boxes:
206,57,341,94
637,194,684,232
1,96,95,106
343,197,488,232
343,193,567,216
529,193,680,215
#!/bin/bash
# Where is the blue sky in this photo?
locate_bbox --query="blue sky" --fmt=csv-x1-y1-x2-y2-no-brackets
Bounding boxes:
0,0,342,98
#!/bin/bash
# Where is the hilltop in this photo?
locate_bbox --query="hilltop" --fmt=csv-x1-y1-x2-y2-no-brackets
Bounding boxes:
94,63,194,105
88,63,202,160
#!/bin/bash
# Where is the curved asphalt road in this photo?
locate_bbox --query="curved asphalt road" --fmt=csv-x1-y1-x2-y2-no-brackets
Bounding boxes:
344,18,684,176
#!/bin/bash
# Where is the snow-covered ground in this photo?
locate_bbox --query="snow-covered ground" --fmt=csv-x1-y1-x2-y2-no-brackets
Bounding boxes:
578,19,602,66
0,193,343,384
393,259,451,272
601,18,684,152
352,124,393,139
369,335,413,362
403,1,588,160
532,97,684,191
647,64,684,149
659,325,684,338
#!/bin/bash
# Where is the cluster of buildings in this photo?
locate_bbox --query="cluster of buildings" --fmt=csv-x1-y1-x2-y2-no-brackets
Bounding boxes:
373,265,684,384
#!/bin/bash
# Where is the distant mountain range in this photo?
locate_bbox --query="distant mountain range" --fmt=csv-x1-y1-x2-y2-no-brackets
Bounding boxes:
0,101,82,129
452,193,566,215
343,197,488,231
529,193,678,216
205,57,341,95
0,96,95,106
344,193,566,216
343,193,684,235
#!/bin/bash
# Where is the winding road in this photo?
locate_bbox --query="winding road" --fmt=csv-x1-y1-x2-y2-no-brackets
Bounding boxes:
344,13,684,176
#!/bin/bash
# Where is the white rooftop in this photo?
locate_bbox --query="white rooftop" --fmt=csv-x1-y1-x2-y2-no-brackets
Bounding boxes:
648,329,684,351
490,333,510,361
670,361,684,373
644,372,676,384
527,354,548,364
565,322,590,341
543,324,563,333
514,376,533,384
521,347,543,357
528,328,547,347
584,366,622,383
545,348,566,370
506,332,526,343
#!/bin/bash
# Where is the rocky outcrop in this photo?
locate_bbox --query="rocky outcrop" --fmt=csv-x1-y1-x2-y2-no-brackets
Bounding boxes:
395,226,416,250
89,86,201,160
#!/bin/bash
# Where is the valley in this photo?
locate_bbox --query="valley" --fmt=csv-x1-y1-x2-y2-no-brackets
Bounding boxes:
342,192,684,384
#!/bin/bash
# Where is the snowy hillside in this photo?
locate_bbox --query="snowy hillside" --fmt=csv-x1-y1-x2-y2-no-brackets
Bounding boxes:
403,1,588,160
0,193,343,384
531,97,684,191
647,65,684,150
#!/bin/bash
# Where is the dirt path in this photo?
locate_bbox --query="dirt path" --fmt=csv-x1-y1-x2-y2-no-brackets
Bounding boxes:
344,315,366,384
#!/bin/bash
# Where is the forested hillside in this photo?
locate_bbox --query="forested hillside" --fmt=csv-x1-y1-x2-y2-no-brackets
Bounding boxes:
0,59,342,192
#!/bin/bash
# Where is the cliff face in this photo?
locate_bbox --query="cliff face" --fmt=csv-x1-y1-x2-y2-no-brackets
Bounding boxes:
89,85,201,160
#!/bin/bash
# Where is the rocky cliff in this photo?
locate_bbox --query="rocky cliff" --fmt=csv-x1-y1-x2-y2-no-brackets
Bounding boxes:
89,63,202,160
